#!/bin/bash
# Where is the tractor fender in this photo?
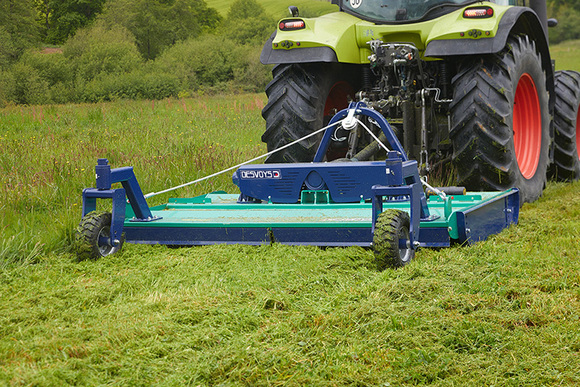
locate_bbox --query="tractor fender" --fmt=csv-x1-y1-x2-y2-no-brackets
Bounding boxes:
425,7,548,59
260,32,338,64
260,12,362,65
425,6,554,130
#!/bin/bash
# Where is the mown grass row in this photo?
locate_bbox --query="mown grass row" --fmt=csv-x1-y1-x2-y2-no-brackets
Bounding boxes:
0,180,578,385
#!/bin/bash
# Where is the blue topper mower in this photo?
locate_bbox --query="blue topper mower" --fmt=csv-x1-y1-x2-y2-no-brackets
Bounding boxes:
77,103,519,269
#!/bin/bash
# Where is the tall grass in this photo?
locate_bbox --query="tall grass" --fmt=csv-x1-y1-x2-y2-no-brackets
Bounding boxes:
552,39,580,71
0,94,266,264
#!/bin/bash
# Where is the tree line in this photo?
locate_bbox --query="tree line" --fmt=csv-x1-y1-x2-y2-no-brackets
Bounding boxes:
1,0,579,106
547,0,580,44
0,0,277,105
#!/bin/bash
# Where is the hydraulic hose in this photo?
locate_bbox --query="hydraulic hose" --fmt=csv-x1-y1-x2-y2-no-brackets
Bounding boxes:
351,132,387,161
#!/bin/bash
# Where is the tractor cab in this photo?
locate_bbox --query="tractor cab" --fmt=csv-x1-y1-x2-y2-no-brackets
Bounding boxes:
336,0,483,23
331,0,549,31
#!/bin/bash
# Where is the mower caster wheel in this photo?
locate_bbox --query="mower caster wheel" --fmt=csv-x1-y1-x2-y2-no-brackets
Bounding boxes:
373,209,414,270
76,211,124,260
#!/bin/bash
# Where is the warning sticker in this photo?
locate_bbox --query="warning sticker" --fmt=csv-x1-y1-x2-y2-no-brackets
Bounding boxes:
350,0,363,9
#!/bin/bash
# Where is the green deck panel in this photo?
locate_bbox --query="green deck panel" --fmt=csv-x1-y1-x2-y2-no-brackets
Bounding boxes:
125,191,512,236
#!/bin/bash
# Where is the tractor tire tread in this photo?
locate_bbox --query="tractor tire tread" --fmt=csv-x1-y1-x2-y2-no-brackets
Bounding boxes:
552,70,580,180
450,35,550,203
261,64,325,163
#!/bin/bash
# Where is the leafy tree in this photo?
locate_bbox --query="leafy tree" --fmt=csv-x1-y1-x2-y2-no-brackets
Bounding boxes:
222,0,276,46
34,0,107,44
0,27,18,70
99,0,222,60
548,0,580,11
0,0,39,68
547,1,580,44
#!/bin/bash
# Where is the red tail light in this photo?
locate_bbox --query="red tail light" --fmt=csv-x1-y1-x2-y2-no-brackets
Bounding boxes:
463,7,494,18
279,19,305,31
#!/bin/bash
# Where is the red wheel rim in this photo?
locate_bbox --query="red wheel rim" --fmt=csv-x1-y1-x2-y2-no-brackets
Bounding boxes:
324,81,353,117
323,81,354,160
513,73,542,179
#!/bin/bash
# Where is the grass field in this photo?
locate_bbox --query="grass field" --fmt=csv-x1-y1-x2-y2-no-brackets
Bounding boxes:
1,90,580,385
0,95,267,263
3,33,580,384
552,39,580,71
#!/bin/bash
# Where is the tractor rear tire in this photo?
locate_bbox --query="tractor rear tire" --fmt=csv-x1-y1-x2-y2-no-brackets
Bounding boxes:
450,36,550,203
373,209,414,270
261,63,358,163
76,211,124,260
552,70,580,181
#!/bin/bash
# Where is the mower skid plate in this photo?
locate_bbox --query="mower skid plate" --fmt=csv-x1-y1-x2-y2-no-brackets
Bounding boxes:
122,189,519,248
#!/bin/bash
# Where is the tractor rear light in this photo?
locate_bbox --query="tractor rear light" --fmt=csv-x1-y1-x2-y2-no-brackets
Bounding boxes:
463,7,493,18
279,19,305,31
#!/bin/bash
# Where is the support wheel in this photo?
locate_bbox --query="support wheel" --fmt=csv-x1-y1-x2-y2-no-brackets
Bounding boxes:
450,35,551,203
373,210,415,270
552,70,580,181
261,63,358,163
76,212,124,260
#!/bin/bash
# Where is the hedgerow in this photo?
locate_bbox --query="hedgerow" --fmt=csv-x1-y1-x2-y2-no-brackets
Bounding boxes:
0,34,270,106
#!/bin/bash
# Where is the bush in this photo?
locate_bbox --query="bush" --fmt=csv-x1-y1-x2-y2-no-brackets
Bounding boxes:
1,18,273,105
0,70,15,107
63,21,142,82
1,62,51,105
49,81,77,104
80,71,180,102
232,45,272,92
154,35,249,90
19,50,72,86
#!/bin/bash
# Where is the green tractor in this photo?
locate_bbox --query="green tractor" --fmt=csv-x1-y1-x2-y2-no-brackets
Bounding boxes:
260,0,580,203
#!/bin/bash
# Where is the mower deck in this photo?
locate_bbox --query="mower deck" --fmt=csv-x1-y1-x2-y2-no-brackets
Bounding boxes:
122,189,519,247
79,104,520,264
